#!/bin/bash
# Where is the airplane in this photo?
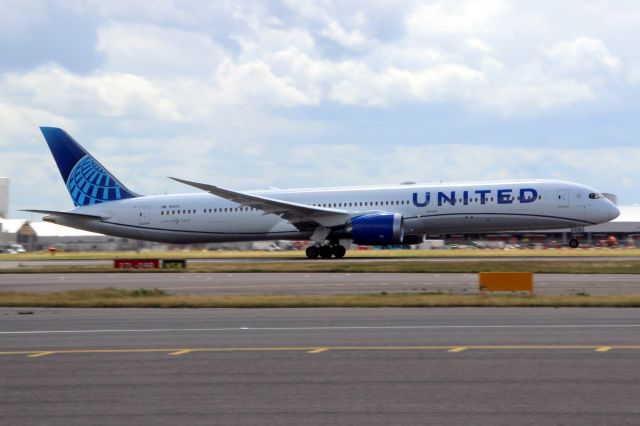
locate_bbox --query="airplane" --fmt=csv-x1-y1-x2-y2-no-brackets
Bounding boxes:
26,127,620,258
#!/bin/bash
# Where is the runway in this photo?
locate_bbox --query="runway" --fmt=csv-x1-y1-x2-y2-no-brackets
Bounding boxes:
3,272,640,295
1,308,639,425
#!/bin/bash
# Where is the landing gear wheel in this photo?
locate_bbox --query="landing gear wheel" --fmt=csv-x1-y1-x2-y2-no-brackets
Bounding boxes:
569,239,579,248
306,246,320,258
319,245,333,259
332,245,346,259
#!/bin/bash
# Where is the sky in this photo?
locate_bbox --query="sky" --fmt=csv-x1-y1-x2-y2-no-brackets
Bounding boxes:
1,0,640,219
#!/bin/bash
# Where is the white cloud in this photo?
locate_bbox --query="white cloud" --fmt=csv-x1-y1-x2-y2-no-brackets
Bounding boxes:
3,0,640,217
545,37,621,74
0,102,73,147
97,22,227,77
3,65,182,120
319,19,372,50
406,0,510,37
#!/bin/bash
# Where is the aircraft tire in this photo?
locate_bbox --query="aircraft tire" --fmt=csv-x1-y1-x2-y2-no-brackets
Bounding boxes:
332,245,346,259
319,245,333,259
306,246,320,258
569,239,579,248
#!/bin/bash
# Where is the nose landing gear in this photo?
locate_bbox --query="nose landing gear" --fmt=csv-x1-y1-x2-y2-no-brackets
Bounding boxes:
568,227,583,248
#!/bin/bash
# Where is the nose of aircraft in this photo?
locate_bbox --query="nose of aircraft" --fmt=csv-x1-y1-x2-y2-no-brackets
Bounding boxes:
609,203,620,221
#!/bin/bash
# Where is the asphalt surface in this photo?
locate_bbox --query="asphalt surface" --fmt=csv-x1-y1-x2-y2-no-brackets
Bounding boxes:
1,308,639,425
2,272,640,295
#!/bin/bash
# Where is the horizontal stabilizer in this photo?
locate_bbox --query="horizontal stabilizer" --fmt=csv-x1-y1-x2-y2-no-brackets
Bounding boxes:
22,209,105,220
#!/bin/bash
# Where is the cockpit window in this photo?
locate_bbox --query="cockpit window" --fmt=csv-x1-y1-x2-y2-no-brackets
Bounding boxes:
589,193,601,199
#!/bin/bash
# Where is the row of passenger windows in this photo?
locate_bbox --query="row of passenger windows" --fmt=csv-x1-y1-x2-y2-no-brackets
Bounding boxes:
161,206,256,215
312,201,409,208
160,195,544,216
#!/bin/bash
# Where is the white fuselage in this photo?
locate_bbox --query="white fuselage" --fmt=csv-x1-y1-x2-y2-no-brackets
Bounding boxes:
50,179,619,244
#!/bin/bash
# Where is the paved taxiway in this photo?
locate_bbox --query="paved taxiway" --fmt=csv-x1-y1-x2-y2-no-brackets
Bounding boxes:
1,308,639,425
2,272,640,295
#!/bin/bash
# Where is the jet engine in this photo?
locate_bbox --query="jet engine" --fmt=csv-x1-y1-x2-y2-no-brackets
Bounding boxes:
346,212,404,245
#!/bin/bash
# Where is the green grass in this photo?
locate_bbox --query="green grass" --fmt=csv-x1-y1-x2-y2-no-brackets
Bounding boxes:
2,247,640,262
5,260,640,274
2,288,640,308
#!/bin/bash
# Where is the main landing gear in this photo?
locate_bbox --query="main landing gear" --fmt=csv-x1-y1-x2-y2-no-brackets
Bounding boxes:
569,239,580,248
306,244,346,259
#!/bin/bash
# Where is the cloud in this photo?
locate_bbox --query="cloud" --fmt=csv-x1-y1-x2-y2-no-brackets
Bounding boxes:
406,0,510,37
545,37,621,74
3,65,182,120
97,22,227,78
2,1,640,218
0,102,74,149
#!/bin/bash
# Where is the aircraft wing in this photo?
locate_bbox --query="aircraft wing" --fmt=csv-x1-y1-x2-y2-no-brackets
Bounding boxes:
169,177,350,229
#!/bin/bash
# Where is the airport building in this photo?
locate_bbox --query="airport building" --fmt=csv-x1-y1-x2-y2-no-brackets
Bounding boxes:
0,218,140,251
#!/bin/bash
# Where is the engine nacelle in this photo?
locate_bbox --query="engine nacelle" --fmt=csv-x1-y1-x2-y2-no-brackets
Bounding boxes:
346,212,404,245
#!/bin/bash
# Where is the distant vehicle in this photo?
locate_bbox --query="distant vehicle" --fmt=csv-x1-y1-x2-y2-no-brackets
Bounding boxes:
10,244,26,253
0,244,25,254
27,127,620,258
252,242,283,251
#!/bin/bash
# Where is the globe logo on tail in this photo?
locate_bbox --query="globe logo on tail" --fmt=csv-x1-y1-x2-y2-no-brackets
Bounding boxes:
66,155,128,206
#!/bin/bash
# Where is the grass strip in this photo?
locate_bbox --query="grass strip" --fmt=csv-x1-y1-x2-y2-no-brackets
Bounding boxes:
2,288,640,308
3,248,640,261
5,260,640,274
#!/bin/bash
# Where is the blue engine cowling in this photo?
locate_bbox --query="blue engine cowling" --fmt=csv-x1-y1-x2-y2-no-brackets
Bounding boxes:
346,212,404,245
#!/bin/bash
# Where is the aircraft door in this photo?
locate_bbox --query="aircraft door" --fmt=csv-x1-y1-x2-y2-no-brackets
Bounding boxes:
139,206,150,225
557,189,569,208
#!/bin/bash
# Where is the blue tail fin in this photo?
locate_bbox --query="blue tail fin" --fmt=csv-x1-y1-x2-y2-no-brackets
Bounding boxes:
40,127,139,206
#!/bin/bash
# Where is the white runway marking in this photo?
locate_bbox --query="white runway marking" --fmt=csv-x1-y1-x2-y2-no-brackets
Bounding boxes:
1,324,640,335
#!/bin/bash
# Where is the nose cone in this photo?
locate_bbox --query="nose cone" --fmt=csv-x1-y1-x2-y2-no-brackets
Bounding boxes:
608,203,620,222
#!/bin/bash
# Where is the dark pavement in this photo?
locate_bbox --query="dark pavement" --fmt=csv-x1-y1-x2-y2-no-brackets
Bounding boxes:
1,308,639,425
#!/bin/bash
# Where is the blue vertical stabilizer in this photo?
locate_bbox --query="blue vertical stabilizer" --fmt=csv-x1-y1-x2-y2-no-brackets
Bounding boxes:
40,127,139,206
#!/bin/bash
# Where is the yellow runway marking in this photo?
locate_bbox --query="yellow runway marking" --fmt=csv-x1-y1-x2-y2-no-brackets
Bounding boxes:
169,349,193,356
1,345,640,358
